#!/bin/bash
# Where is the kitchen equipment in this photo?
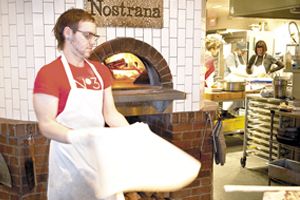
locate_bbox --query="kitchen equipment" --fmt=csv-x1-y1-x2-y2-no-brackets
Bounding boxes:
268,159,300,185
25,135,37,190
273,76,289,99
222,81,246,92
287,21,300,69
276,127,300,147
0,153,12,187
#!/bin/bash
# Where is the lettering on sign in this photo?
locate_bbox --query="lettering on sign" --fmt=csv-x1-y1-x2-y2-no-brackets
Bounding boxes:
84,0,163,28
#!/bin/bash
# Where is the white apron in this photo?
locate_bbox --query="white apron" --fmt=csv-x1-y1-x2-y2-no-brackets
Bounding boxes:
48,54,123,200
252,56,266,77
47,55,201,200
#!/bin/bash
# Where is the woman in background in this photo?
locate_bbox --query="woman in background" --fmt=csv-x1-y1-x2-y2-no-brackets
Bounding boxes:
204,37,222,87
246,40,284,76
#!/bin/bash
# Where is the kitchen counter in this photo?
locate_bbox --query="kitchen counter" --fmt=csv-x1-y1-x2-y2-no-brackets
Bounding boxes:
204,89,259,102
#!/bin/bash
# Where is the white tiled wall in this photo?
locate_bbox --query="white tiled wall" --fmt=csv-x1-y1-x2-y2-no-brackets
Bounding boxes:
0,0,206,121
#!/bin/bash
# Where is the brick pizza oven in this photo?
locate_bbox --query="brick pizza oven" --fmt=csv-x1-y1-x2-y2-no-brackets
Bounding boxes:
0,37,215,200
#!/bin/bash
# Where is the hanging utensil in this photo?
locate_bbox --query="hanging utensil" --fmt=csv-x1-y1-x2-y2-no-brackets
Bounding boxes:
25,126,37,191
211,116,226,165
0,153,12,187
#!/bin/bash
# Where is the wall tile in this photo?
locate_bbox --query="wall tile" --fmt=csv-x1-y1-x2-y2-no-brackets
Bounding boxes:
186,20,193,38
27,68,35,89
16,37,25,58
177,66,185,84
169,19,177,38
169,0,178,18
27,89,34,110
194,11,201,29
169,57,177,76
0,88,5,107
161,28,169,47
66,3,75,10
45,46,56,64
107,28,116,40
17,14,25,35
192,84,200,102
178,0,186,9
20,79,28,99
153,38,161,52
193,47,201,65
13,109,20,119
1,0,8,14
116,27,125,37
178,10,186,28
184,76,192,93
20,100,29,120
177,47,185,65
163,0,169,8
0,68,4,87
5,99,12,118
161,47,169,63
10,48,18,68
16,0,24,13
29,111,36,121
54,0,65,14
44,25,56,46
143,29,152,45
178,29,186,47
34,58,46,75
184,94,192,112
125,27,134,37
33,13,44,34
33,36,45,57
2,15,9,35
18,58,27,78
0,0,205,120
4,78,12,98
11,68,19,89
0,109,5,117
25,24,34,45
186,1,194,19
192,66,200,84
24,1,32,24
185,57,193,75
163,9,169,27
185,38,193,57
26,46,34,68
135,28,143,37
9,25,17,46
12,89,20,109
44,2,54,24
8,2,16,24
3,58,11,77
169,38,177,56
2,37,9,56
32,0,43,13
152,29,161,37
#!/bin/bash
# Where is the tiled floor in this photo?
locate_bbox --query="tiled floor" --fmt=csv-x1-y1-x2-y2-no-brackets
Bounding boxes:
213,134,284,200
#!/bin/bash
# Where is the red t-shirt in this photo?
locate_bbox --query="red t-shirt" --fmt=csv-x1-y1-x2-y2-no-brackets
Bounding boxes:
33,56,113,115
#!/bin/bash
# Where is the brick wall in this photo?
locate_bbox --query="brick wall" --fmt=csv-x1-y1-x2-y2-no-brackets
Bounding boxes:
140,111,214,200
0,110,214,200
0,119,48,200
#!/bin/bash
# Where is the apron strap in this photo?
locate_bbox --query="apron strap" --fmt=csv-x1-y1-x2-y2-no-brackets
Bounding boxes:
60,53,104,90
61,53,77,89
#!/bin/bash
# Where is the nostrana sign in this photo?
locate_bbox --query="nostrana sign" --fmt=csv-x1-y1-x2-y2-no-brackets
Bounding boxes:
84,0,163,28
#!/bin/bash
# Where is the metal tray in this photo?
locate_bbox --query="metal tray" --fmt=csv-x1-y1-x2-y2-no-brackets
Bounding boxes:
268,159,300,185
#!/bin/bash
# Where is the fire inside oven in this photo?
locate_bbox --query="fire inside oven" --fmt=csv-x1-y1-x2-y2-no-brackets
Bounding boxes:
104,52,161,89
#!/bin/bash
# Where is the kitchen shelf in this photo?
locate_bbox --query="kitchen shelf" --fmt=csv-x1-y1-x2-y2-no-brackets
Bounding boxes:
241,94,300,170
241,94,284,168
